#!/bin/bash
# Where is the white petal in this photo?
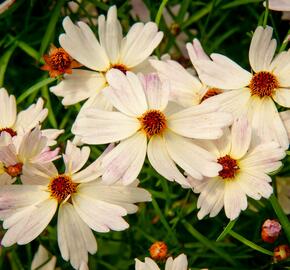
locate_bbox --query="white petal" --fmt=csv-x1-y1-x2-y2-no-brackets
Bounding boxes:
0,143,18,166
102,132,147,185
41,128,64,147
50,70,107,106
139,73,169,110
120,22,163,67
105,70,148,116
168,102,232,139
230,116,251,159
195,54,252,89
57,203,97,269
268,0,290,11
249,26,276,72
72,191,128,232
21,163,56,185
31,245,56,270
60,17,110,71
72,108,139,144
168,254,188,270
147,135,190,188
272,88,290,108
164,131,221,180
187,39,210,65
150,59,203,107
98,6,122,64
280,110,290,139
15,98,48,134
0,88,16,129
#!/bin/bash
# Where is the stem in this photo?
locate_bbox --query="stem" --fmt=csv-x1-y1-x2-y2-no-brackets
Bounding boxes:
155,0,169,26
263,0,269,27
216,219,237,242
228,231,274,256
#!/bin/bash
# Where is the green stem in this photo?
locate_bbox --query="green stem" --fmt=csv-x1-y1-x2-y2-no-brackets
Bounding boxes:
216,219,237,242
269,194,290,243
155,0,169,26
263,0,269,27
228,230,273,256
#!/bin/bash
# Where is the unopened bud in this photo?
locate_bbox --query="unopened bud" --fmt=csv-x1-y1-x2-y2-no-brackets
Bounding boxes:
261,219,281,243
274,244,290,262
149,241,167,261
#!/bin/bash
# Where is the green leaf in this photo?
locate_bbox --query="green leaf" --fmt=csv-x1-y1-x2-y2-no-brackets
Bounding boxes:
0,45,17,87
216,219,237,242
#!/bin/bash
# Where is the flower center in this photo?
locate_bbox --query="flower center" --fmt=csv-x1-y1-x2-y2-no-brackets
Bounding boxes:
48,174,77,202
249,71,279,98
201,88,223,102
217,155,239,179
5,162,23,177
138,110,167,137
49,48,72,71
111,64,129,74
0,128,17,137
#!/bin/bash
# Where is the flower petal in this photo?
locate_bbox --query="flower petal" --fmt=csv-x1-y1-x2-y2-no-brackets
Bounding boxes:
0,88,16,129
272,88,290,108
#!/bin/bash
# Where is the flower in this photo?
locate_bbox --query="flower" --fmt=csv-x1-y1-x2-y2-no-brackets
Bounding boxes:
31,245,56,270
72,71,232,187
135,254,188,270
267,0,290,11
0,141,151,269
150,39,223,108
273,244,290,262
189,117,285,220
280,110,290,140
41,44,82,78
276,176,290,214
261,219,281,243
149,241,168,261
0,127,59,183
193,26,290,150
50,5,163,110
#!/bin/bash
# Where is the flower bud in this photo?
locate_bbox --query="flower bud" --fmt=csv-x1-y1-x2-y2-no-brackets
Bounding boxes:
274,244,290,262
149,241,168,261
261,219,281,243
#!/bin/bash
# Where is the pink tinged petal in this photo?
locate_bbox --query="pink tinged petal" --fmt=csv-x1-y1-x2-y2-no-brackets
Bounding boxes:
224,182,247,220
130,0,150,22
240,142,285,173
72,108,139,144
76,181,151,214
15,98,48,134
249,26,276,72
72,192,129,232
50,70,107,106
147,135,190,188
230,116,252,159
149,59,203,107
60,17,110,71
34,147,60,163
63,141,90,174
0,144,18,166
268,0,290,11
164,131,222,180
105,70,148,116
168,102,233,139
0,88,16,128
98,6,122,64
280,110,290,139
0,173,14,185
186,39,210,65
120,22,163,68
195,54,252,89
272,88,290,108
31,245,57,270
101,132,147,185
57,203,97,270
41,128,64,147
170,254,188,270
138,73,169,111
21,163,57,185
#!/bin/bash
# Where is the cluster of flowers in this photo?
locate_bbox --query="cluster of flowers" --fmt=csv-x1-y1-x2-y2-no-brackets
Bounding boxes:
1,3,290,270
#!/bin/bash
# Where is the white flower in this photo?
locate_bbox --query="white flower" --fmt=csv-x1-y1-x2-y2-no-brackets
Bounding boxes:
193,26,290,149
135,254,188,270
280,110,290,139
189,117,286,220
0,127,59,183
72,71,232,187
50,5,163,110
266,0,290,11
276,176,290,214
150,39,223,108
31,245,56,270
0,141,151,269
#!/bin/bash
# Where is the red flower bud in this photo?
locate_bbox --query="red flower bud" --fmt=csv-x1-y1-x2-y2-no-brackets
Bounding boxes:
274,244,290,262
149,241,168,261
261,219,281,243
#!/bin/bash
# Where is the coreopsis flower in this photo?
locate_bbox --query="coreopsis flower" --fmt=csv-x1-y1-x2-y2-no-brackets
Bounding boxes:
261,219,281,243
0,127,59,182
276,176,290,214
41,44,82,78
0,141,151,269
189,117,285,220
150,39,223,108
274,244,290,262
50,5,163,111
135,254,188,270
193,26,290,150
31,245,56,270
72,71,232,187
149,241,168,261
